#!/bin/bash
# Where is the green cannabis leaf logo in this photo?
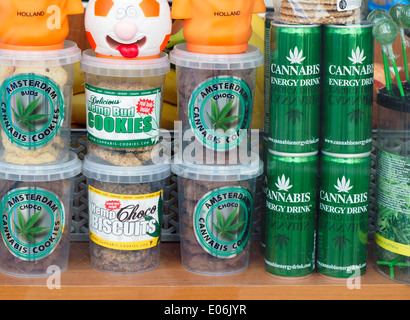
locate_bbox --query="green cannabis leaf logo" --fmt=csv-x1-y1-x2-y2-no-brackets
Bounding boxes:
213,208,245,239
13,208,49,242
206,98,241,131
12,96,47,130
347,108,364,124
274,234,290,249
333,235,351,250
285,108,303,125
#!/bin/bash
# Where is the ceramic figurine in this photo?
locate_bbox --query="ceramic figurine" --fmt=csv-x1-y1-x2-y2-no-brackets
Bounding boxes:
85,0,172,59
0,0,84,50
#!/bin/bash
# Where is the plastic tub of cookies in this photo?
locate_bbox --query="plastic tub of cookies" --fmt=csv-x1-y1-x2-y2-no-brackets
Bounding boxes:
0,40,81,165
172,154,263,275
82,155,171,273
80,50,170,166
0,151,82,277
170,43,263,165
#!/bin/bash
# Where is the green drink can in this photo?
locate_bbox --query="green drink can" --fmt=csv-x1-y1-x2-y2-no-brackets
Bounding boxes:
317,151,371,279
265,150,318,278
264,12,274,138
268,22,321,154
322,23,374,154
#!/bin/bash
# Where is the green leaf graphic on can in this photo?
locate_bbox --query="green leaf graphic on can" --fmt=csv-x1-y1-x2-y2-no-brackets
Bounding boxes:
333,235,351,250
286,47,306,64
274,234,290,249
348,47,366,64
347,108,365,124
334,176,353,193
285,108,304,125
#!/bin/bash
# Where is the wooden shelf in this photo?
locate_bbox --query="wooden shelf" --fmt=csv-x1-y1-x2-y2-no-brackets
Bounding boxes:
0,241,408,300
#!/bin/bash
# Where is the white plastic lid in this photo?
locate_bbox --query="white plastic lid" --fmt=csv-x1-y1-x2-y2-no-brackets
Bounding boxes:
81,50,170,77
0,41,81,67
170,43,264,70
82,155,171,184
0,151,82,182
171,153,263,182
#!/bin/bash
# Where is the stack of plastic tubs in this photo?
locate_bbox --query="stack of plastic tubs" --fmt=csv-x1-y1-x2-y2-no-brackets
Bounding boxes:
169,0,265,275
0,0,84,277
79,0,172,273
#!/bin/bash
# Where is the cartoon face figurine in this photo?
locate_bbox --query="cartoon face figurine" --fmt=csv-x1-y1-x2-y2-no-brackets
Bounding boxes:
85,0,172,59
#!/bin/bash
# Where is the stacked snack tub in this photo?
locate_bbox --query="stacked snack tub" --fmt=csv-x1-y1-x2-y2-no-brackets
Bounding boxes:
80,0,172,273
370,3,410,284
169,0,266,275
0,0,84,277
374,85,409,284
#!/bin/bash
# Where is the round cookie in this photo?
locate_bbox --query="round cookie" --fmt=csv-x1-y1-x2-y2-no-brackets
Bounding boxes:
13,65,68,88
0,65,14,84
279,0,361,24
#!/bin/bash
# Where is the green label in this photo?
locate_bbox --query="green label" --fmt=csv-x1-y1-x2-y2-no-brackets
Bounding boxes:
0,188,64,261
86,84,161,148
317,155,370,278
376,149,410,257
0,74,65,149
188,76,252,151
265,153,317,277
193,186,253,258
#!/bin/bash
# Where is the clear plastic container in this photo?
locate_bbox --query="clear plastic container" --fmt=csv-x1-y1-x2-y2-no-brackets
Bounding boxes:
172,154,263,275
0,40,81,164
0,151,82,277
80,50,170,167
170,43,263,165
82,155,171,273
374,84,409,284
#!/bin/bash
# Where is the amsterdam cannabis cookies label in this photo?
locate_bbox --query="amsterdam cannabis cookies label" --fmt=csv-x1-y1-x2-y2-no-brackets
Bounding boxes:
86,83,161,148
0,73,65,149
88,185,162,251
0,188,64,261
375,150,410,257
188,76,252,151
193,186,253,258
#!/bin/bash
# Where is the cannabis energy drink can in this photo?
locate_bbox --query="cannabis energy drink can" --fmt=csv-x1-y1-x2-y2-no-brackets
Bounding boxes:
268,22,321,154
261,12,275,251
317,152,371,279
322,23,374,154
264,12,274,138
265,150,318,278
